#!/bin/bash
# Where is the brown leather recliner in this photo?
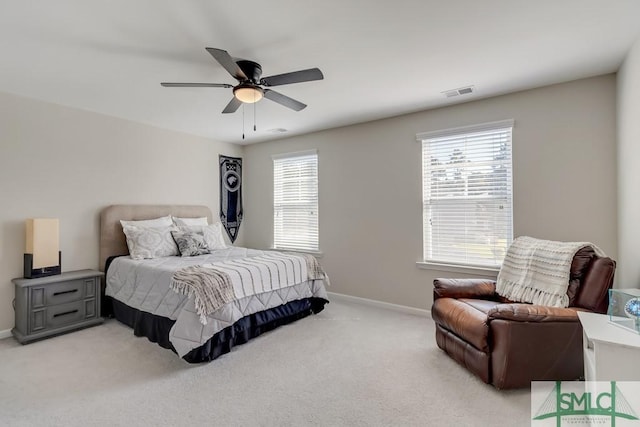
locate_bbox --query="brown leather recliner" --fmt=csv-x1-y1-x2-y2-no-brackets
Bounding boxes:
431,247,615,389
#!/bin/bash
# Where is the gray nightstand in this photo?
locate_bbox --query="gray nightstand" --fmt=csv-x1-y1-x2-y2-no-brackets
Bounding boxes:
12,269,104,344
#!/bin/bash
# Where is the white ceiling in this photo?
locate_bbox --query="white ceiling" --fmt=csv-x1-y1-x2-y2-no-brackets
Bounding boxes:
1,1,639,145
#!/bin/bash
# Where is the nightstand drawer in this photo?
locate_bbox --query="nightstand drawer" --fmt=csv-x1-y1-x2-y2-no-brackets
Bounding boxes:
30,300,95,333
41,278,95,306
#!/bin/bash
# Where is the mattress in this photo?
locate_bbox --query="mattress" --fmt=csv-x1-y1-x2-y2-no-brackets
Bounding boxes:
105,247,329,358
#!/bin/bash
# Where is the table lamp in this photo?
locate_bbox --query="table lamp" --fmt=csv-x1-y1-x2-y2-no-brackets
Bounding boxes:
24,218,61,279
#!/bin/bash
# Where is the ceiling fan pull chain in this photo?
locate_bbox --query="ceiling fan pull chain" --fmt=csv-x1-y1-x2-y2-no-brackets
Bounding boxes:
242,104,245,140
254,97,257,132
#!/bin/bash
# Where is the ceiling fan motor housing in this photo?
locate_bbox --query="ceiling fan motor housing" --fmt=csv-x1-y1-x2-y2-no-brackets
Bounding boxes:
236,60,262,83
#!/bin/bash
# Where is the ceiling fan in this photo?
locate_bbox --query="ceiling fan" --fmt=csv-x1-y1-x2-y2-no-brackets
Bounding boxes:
161,48,324,114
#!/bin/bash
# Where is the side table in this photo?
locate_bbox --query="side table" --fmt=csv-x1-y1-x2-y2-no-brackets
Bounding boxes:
577,311,640,381
12,269,104,344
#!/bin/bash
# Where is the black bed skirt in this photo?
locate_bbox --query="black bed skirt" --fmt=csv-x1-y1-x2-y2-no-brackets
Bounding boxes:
110,296,328,363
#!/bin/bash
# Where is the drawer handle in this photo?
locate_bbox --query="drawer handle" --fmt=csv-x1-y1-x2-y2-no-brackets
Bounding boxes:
53,309,78,318
53,289,78,296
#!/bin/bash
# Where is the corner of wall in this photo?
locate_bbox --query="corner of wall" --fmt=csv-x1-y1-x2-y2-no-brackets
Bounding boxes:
616,36,640,287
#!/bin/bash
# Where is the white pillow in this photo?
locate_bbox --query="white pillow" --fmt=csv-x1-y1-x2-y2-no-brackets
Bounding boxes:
172,216,209,227
178,223,227,250
120,215,173,229
122,225,179,260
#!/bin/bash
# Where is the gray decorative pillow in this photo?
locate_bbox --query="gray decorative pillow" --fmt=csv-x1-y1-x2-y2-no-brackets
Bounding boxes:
171,230,211,257
122,225,179,260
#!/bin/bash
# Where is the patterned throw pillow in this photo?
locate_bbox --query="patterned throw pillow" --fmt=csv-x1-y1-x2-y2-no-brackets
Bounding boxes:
122,225,179,260
171,230,211,257
178,223,227,250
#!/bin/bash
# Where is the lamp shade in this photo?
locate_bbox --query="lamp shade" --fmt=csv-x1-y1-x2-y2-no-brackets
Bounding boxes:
26,218,59,269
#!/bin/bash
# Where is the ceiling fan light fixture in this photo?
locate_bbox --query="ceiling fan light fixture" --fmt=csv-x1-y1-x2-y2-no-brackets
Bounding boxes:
233,84,264,103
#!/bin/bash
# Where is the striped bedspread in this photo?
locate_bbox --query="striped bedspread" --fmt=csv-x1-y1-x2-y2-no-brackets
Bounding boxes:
171,251,327,324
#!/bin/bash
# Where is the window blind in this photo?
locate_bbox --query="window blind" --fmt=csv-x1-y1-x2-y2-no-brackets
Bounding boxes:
273,151,319,251
419,121,514,268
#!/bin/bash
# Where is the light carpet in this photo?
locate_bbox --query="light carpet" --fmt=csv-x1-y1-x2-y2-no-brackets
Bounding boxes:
0,299,530,426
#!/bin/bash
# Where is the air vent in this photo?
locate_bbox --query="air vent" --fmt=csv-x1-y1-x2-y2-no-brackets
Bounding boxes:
442,85,475,98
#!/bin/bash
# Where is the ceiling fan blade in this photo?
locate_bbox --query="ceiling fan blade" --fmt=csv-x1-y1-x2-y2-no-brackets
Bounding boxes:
160,82,233,88
263,89,307,111
260,68,323,87
222,97,243,114
206,48,248,81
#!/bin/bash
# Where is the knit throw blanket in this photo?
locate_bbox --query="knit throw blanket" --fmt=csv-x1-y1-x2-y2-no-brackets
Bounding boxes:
496,236,605,308
298,252,331,287
171,266,235,324
170,252,329,324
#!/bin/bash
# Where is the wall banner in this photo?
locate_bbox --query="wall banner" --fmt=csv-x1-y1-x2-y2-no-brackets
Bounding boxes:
219,155,243,243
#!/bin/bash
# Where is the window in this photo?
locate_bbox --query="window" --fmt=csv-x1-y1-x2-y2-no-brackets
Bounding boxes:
273,150,319,251
418,120,514,269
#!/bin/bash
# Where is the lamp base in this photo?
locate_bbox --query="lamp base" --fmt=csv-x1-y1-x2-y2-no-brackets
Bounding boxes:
24,252,62,279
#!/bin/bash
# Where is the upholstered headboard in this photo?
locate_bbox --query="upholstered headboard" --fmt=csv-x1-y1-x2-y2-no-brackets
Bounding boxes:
99,204,213,271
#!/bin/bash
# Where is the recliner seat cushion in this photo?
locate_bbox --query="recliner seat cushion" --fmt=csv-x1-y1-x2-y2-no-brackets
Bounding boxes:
462,299,502,315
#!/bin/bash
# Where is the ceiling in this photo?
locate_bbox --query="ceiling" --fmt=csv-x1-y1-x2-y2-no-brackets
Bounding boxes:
1,1,639,145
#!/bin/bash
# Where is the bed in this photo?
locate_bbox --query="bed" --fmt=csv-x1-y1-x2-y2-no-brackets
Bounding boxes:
99,204,329,363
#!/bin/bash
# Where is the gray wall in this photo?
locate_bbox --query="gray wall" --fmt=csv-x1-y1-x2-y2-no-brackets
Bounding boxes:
0,92,242,332
617,37,640,287
243,75,618,310
0,72,622,333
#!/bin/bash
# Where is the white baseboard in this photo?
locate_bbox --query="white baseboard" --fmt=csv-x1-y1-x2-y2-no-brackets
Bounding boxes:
0,329,12,340
327,292,431,318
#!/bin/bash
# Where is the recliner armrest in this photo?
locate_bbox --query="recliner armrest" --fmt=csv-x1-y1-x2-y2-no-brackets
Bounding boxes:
488,304,586,322
433,278,496,300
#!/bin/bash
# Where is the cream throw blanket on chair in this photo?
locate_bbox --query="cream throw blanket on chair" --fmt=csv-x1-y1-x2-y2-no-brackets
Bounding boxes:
496,236,605,308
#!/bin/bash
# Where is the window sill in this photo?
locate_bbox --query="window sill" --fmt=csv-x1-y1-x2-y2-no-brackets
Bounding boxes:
416,261,499,276
272,247,324,258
